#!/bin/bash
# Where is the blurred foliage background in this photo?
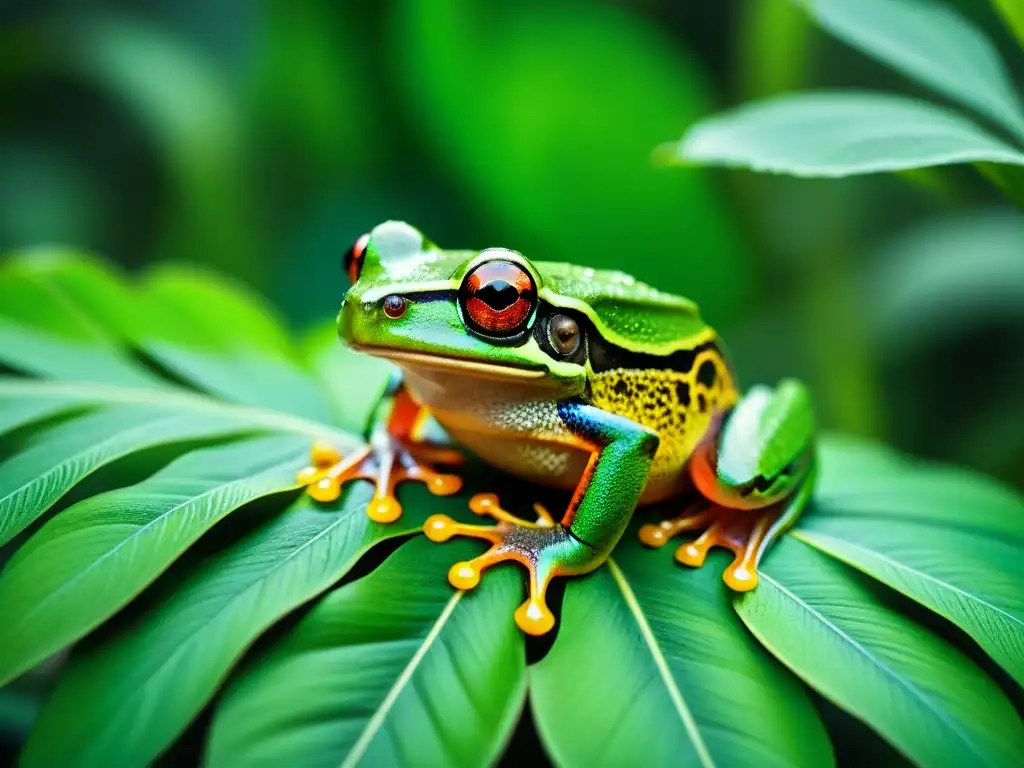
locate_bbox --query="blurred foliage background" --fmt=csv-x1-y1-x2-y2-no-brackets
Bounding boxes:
1,0,1022,488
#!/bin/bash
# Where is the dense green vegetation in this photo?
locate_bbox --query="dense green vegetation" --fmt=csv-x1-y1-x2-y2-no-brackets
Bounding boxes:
1,0,1022,766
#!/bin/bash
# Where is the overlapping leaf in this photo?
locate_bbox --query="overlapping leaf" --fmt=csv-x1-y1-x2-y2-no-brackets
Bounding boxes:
532,535,833,768
736,538,1024,766
205,537,524,768
20,489,474,768
0,436,308,687
2,245,1024,768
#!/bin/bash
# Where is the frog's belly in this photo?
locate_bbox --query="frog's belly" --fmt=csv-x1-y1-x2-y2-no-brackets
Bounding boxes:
401,366,688,503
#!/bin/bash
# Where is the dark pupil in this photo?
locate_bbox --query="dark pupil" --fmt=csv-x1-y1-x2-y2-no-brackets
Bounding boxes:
477,280,519,310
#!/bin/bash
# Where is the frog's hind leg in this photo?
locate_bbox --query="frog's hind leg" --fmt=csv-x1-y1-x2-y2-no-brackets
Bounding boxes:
298,379,463,522
639,501,778,590
640,379,816,591
639,482,812,590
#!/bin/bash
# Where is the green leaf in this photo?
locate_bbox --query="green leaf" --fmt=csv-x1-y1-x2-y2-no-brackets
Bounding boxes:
791,0,1024,142
0,378,357,447
794,514,1024,687
674,92,1024,177
131,263,333,422
531,535,832,768
302,320,393,434
736,538,1024,766
0,393,86,439
817,437,1024,541
0,254,158,387
0,405,254,546
18,487,460,768
205,536,524,768
0,435,306,687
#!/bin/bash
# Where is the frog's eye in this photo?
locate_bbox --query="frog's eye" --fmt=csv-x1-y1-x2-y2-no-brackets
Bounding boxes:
343,233,370,285
459,260,537,337
548,314,581,357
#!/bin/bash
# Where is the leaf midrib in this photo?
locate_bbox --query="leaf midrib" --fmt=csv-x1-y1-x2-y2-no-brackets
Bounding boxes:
606,559,715,768
758,571,983,762
340,589,464,768
0,378,354,445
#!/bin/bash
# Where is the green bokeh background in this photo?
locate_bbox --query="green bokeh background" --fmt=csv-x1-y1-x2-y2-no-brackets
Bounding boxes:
2,0,1022,488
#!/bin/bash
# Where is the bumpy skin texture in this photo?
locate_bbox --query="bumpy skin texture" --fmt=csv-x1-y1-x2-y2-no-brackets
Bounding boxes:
300,221,816,633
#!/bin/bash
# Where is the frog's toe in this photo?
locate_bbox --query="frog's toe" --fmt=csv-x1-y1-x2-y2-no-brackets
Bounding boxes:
298,437,463,523
641,502,783,592
424,493,591,636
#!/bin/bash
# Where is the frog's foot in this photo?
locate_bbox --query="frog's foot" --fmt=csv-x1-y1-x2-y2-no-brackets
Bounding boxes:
639,502,783,591
297,438,463,523
424,494,595,636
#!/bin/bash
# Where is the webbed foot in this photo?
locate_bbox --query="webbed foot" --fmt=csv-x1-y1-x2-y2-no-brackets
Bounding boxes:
297,433,463,523
424,494,596,635
639,502,783,591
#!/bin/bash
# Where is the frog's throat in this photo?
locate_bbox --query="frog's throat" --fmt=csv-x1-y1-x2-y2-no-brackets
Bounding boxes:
351,344,547,381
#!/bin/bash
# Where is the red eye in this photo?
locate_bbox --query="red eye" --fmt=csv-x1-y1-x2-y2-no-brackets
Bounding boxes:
343,233,370,284
459,259,537,337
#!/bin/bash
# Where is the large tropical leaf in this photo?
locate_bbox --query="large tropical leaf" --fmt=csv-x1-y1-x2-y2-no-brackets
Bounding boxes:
530,535,833,768
789,0,1024,142
20,490,477,768
672,92,1024,178
736,538,1024,766
205,536,524,768
0,435,308,686
2,248,1023,768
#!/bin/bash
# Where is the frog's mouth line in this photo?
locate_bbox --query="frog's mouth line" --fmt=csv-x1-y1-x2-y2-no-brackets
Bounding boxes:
351,345,547,381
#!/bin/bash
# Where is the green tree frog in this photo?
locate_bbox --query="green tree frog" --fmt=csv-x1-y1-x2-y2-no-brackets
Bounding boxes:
298,221,816,635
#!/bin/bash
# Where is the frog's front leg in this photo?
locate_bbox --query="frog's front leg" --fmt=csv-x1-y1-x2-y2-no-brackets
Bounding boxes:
640,379,816,591
297,375,463,522
425,400,658,635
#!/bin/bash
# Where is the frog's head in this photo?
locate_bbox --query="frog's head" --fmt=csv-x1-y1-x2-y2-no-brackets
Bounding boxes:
338,221,590,389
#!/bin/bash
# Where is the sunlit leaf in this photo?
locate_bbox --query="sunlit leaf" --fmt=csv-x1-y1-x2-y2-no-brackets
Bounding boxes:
674,92,1024,178
205,537,524,768
790,0,1024,142
531,535,833,767
991,0,1024,49
0,435,307,687
736,538,1024,766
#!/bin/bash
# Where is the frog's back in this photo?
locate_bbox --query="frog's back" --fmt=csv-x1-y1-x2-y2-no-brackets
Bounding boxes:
537,263,740,502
